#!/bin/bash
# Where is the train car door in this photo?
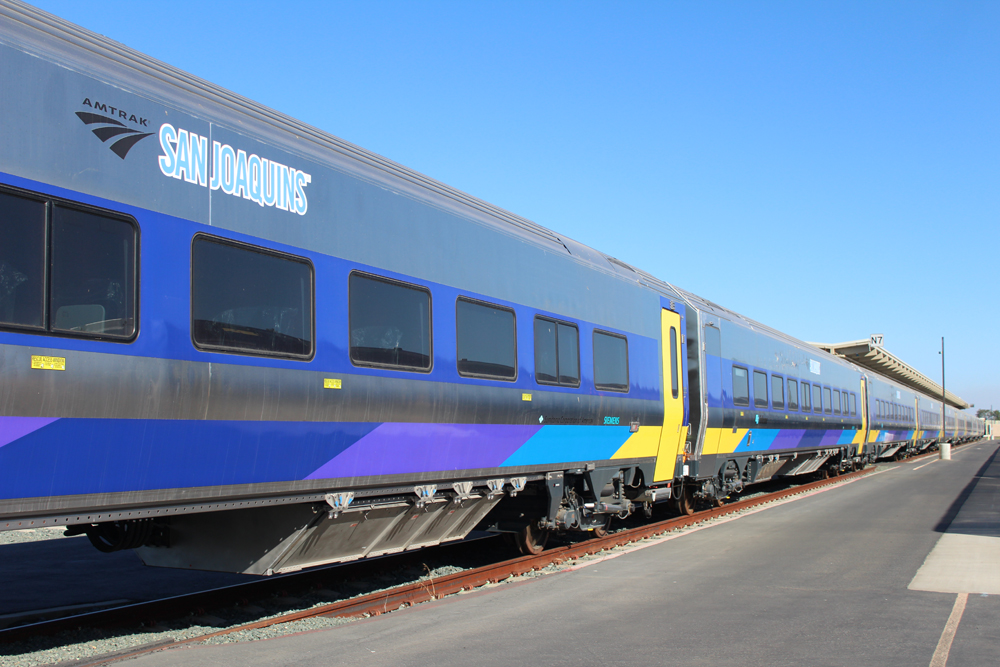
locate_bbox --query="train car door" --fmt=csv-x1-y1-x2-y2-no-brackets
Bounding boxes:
859,376,869,455
654,308,686,482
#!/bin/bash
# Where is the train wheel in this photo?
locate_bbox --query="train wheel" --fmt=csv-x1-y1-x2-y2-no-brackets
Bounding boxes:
676,487,695,516
515,523,549,556
592,516,613,538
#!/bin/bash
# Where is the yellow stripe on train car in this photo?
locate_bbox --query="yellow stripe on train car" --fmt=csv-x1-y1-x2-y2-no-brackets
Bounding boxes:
714,427,751,455
611,425,662,460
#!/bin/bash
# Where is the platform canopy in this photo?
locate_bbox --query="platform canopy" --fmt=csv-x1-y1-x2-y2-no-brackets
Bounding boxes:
809,339,970,410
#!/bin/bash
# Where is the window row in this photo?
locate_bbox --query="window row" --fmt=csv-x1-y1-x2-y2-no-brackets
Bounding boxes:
876,399,913,422
732,366,858,416
343,270,629,391
194,239,634,390
194,238,632,390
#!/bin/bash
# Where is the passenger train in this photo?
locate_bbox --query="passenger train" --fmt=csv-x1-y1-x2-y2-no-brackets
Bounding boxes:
0,2,983,573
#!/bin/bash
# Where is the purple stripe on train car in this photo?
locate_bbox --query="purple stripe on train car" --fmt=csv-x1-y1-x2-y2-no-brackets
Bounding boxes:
767,429,806,450
819,430,843,447
0,417,59,449
305,423,543,480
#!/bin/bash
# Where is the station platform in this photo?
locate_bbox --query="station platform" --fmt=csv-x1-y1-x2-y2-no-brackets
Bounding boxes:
32,441,1000,666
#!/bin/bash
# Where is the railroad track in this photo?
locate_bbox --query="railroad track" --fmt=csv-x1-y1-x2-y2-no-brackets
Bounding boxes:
0,461,900,666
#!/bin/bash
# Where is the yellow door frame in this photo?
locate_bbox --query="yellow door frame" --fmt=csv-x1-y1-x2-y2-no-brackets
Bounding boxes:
654,308,686,482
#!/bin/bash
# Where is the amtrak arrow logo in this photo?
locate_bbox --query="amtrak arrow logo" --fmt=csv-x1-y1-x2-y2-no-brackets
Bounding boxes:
75,110,154,159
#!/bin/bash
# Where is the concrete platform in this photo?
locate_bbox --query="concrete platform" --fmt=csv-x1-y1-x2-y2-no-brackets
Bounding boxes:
910,445,1000,595
46,442,1000,666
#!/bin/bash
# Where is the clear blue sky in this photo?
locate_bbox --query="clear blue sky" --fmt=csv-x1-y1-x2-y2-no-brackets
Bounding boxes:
29,0,1000,412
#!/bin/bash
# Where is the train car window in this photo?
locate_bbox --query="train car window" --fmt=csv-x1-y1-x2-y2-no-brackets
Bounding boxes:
534,317,580,387
348,272,428,369
0,187,138,341
753,371,768,408
669,327,679,398
732,366,749,406
593,330,629,392
534,318,558,383
456,298,516,380
833,390,841,414
813,384,822,413
0,190,46,329
557,323,580,385
194,236,313,359
801,381,811,411
704,325,721,356
771,375,784,409
51,207,137,338
850,393,856,416
788,379,799,410
823,387,832,413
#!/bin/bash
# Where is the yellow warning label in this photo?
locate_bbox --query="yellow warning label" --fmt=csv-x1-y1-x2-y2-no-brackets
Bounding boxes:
323,378,342,389
31,355,66,371
522,393,532,401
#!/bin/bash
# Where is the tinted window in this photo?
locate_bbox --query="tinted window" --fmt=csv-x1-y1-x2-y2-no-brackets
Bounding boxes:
813,384,822,413
733,366,749,406
704,325,721,356
0,190,45,329
51,207,136,337
534,317,579,387
594,330,629,392
669,327,679,398
349,273,429,369
850,393,856,416
534,318,557,383
557,322,580,385
753,371,768,408
833,389,841,414
801,381,811,411
194,237,313,358
0,188,136,340
823,387,832,413
788,379,799,410
771,375,784,409
456,298,515,380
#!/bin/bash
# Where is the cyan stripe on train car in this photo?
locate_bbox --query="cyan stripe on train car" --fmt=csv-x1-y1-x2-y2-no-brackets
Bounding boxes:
500,425,634,467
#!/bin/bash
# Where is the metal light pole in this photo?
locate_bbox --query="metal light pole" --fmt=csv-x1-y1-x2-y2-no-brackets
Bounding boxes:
940,337,950,460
